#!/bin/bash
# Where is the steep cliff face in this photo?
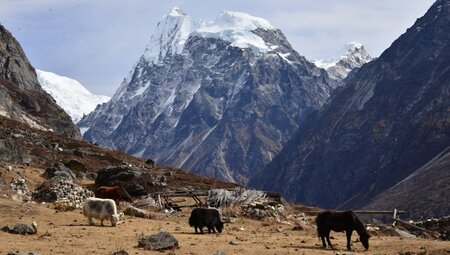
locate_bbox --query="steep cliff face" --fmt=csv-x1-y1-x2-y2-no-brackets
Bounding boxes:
0,24,80,138
79,8,335,183
251,0,450,213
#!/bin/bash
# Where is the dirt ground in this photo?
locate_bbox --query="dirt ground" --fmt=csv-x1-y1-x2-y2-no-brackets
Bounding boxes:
0,198,449,255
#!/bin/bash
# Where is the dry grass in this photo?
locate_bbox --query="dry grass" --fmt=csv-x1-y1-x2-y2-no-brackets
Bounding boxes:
1,197,449,255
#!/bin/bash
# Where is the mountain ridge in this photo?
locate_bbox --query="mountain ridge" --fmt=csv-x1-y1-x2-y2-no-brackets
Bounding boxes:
0,24,80,139
250,0,450,217
79,8,336,183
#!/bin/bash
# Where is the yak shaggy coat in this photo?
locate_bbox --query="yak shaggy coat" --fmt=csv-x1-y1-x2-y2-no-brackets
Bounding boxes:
83,198,120,227
189,208,224,234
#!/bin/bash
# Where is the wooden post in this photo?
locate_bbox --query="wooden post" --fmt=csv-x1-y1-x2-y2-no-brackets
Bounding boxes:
392,208,398,226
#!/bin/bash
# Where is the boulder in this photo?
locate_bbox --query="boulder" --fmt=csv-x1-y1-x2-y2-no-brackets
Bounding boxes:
0,139,31,165
64,159,87,172
2,221,37,235
124,205,151,218
137,231,179,250
44,163,76,181
95,166,167,196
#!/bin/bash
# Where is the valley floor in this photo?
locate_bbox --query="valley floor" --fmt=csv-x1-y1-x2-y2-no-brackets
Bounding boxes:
0,198,449,255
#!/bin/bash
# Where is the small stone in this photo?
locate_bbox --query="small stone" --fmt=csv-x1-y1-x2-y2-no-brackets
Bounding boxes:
229,240,238,245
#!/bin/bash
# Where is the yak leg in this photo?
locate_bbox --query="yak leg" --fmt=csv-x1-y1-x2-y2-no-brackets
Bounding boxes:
101,220,104,226
321,235,327,248
194,227,198,234
199,226,204,234
346,230,353,250
326,231,334,249
88,217,94,225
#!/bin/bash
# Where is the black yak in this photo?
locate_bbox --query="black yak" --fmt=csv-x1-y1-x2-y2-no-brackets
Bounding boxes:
189,208,224,234
316,210,370,250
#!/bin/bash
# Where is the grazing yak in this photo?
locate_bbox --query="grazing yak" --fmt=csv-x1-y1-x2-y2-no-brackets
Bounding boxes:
83,198,120,227
316,210,370,251
95,185,132,203
189,207,224,234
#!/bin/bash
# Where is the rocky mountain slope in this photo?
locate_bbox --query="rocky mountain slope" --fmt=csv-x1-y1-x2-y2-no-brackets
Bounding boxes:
250,0,450,217
364,146,450,219
0,115,235,191
36,69,110,123
0,24,80,138
79,8,335,184
313,42,373,81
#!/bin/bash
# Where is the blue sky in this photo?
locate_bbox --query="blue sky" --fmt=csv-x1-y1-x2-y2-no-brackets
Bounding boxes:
0,0,434,96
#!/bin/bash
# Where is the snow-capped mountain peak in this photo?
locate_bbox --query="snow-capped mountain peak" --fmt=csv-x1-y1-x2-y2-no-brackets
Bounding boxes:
36,69,110,124
79,7,335,184
313,41,372,80
169,6,187,17
143,7,196,64
143,7,278,65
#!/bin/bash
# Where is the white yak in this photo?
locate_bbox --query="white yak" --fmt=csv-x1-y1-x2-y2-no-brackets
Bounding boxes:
83,198,120,227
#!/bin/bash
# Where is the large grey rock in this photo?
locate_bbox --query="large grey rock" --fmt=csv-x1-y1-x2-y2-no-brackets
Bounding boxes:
124,205,151,218
137,231,179,250
44,163,76,181
64,159,87,172
2,222,37,235
0,139,31,164
95,166,166,196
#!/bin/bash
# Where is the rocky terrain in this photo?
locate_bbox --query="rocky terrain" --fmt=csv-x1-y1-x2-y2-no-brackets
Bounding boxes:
0,24,80,139
0,116,236,193
251,0,450,218
1,192,450,255
78,8,336,184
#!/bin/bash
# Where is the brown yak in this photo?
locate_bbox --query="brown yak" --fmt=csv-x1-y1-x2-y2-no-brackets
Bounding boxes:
95,186,132,203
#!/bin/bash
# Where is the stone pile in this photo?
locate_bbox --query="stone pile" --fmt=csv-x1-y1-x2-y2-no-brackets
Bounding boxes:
208,188,287,222
33,178,94,210
415,216,450,240
242,200,286,221
9,178,33,201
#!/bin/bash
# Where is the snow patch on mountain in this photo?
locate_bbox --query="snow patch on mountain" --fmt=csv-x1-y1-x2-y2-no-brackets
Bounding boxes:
36,69,110,123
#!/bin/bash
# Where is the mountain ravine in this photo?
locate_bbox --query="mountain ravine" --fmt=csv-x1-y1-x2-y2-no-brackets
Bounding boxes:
250,0,450,217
